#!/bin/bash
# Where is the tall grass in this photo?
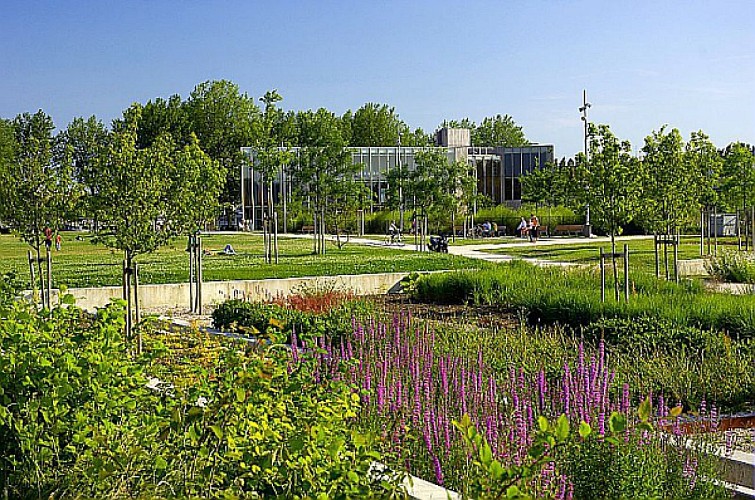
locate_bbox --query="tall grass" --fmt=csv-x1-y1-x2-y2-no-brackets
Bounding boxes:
412,261,755,340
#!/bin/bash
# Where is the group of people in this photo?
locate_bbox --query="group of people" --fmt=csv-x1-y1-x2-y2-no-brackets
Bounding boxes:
476,221,498,237
43,226,62,251
516,214,540,242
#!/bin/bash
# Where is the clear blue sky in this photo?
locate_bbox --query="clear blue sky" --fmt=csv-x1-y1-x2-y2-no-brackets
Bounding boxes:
1,0,753,157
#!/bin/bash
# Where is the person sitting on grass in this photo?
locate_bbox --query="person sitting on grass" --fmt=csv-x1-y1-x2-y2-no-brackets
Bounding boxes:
221,243,236,255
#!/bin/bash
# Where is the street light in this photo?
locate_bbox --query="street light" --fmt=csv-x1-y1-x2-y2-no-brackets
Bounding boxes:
579,90,592,235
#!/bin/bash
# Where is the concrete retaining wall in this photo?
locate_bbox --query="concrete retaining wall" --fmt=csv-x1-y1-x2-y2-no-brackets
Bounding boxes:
35,272,413,312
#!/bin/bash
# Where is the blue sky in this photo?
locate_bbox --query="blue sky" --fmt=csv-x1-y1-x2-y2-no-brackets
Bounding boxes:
1,0,753,157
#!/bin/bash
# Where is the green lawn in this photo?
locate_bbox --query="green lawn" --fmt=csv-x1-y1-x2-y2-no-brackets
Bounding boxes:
1,233,489,288
485,236,743,274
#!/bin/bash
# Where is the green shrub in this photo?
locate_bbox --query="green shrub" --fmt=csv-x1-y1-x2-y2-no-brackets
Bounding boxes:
706,250,755,283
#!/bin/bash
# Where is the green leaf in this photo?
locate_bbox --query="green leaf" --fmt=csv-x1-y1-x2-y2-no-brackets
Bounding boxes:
479,442,493,466
506,485,521,498
638,397,652,422
555,414,570,441
235,387,245,403
608,413,626,434
537,415,549,433
209,425,224,440
489,460,505,480
669,405,683,417
579,420,592,438
154,455,168,470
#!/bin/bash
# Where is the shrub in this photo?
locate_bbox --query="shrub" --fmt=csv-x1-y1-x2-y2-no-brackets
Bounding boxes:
706,250,755,283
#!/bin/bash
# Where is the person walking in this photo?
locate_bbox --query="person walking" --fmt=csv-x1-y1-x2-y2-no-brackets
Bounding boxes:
43,226,53,250
55,233,62,251
529,214,540,243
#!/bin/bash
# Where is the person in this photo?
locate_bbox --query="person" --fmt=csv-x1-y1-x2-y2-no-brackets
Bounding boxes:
388,220,400,243
491,221,498,236
482,221,492,237
529,214,540,243
55,233,62,251
221,243,236,255
43,226,53,249
410,216,417,235
516,217,528,238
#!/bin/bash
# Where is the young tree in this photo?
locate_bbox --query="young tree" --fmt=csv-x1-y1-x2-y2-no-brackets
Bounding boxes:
292,109,365,255
91,104,217,349
255,90,295,263
685,131,723,210
0,111,78,306
577,124,641,300
407,149,475,235
638,126,698,234
720,142,755,214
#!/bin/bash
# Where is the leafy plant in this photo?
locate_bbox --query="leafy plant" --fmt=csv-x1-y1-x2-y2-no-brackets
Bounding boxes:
706,250,755,284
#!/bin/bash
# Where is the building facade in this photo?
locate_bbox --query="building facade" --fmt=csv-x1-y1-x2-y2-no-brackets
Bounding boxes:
240,129,554,228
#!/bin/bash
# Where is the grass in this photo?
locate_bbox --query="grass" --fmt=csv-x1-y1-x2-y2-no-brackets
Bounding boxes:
0,232,490,288
412,260,755,340
485,236,745,273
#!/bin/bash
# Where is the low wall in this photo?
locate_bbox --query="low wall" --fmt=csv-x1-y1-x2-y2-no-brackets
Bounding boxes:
34,272,413,312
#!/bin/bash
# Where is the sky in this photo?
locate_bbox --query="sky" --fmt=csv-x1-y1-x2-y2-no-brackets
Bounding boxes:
1,0,753,157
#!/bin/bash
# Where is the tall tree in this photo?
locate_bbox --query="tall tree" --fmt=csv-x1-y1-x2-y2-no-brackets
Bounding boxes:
349,103,404,146
472,114,528,147
577,124,641,300
136,94,192,149
184,80,260,207
57,116,108,222
0,111,78,305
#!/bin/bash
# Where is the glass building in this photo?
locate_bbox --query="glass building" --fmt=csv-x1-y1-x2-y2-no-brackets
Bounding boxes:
240,129,554,228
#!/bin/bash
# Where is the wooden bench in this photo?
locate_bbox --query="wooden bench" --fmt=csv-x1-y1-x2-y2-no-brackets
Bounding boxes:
554,224,585,236
299,225,315,234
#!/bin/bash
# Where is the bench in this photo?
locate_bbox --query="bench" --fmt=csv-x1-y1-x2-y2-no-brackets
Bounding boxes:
299,225,315,234
554,224,585,236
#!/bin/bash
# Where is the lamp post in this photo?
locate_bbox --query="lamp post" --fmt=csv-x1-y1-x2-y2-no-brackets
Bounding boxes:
579,89,592,236
398,133,404,231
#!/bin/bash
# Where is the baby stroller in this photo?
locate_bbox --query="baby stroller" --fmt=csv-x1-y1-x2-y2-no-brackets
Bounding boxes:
428,235,449,253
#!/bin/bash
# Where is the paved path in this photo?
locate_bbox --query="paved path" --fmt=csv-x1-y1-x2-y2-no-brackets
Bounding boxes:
320,233,654,266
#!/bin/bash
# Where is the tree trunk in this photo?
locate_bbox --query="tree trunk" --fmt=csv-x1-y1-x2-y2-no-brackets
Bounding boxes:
611,232,619,301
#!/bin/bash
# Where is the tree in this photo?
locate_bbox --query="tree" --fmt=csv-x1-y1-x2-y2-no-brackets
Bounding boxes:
255,90,295,263
577,124,641,300
136,94,192,149
638,126,697,234
91,104,217,349
0,111,78,306
406,149,475,235
57,116,108,223
349,103,404,146
720,142,755,214
473,114,528,147
184,80,260,207
291,109,364,255
685,131,723,210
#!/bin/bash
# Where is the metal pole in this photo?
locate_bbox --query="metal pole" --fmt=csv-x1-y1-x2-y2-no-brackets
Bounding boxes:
197,237,203,315
600,248,606,303
46,245,52,309
654,234,659,278
189,235,195,312
713,206,718,255
623,244,629,303
673,233,679,283
28,250,36,304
